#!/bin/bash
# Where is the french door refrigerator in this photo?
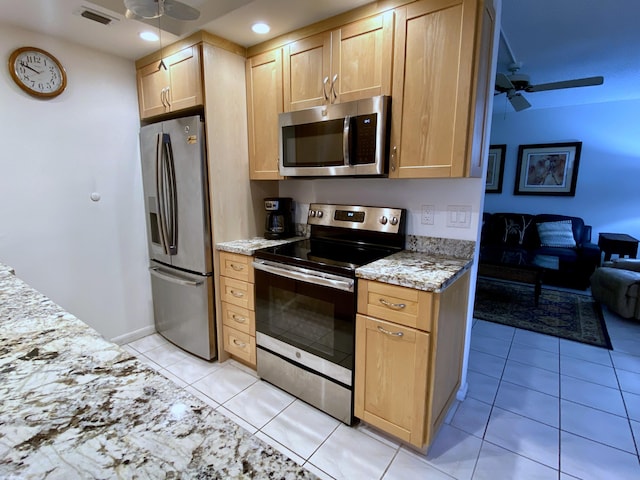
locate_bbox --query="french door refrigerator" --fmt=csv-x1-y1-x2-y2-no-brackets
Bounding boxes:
139,114,216,360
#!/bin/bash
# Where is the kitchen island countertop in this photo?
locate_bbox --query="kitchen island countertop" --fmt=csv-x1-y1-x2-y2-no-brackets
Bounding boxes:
356,250,473,292
0,262,314,479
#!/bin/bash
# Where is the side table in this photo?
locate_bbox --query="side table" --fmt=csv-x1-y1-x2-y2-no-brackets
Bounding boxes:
598,233,639,262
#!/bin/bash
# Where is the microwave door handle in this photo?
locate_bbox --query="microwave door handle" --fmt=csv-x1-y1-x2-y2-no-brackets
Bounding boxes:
162,133,178,255
343,115,351,166
155,133,170,255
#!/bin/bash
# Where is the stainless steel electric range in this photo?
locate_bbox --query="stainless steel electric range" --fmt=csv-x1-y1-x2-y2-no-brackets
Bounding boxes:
253,203,406,424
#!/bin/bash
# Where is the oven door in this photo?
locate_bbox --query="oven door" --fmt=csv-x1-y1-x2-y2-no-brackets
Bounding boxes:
253,259,357,423
253,259,356,377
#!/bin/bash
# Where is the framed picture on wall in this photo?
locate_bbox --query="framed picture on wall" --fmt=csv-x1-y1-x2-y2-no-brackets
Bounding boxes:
485,144,506,193
514,142,582,196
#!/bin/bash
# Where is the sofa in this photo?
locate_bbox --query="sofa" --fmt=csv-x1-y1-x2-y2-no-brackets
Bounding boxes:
590,258,640,319
480,213,601,289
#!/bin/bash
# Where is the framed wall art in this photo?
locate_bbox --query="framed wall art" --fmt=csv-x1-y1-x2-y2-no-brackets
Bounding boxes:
514,142,582,196
485,144,506,193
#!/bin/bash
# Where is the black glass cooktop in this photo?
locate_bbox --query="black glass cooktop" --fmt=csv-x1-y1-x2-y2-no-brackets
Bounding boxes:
254,238,400,277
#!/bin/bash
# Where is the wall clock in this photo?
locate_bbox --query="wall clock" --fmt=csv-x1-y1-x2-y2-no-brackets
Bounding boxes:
8,46,67,98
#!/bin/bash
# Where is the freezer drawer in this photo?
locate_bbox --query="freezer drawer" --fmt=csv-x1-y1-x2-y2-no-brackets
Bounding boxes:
149,262,216,360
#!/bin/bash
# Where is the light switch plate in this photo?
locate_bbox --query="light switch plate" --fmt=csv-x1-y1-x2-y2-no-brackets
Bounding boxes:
446,205,472,228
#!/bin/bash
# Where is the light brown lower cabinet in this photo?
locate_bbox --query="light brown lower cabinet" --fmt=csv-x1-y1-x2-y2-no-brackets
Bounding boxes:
355,270,470,449
219,251,256,368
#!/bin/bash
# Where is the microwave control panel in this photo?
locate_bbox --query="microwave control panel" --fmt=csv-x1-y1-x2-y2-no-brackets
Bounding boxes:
352,113,378,165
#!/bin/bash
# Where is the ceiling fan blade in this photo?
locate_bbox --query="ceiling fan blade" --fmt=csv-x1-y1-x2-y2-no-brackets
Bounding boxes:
495,72,514,91
526,76,604,93
124,0,200,20
163,0,200,20
508,93,531,112
124,0,162,19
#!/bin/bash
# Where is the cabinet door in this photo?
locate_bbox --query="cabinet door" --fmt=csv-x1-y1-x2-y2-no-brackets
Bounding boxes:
389,0,479,178
166,45,203,112
246,49,284,179
137,60,169,119
354,314,430,446
283,32,331,111
466,2,497,177
331,11,393,103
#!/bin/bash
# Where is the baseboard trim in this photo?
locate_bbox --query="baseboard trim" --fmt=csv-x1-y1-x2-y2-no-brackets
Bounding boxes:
110,325,156,345
456,381,468,402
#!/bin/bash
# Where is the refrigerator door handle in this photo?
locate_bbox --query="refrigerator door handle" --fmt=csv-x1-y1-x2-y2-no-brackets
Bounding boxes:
149,266,203,287
155,133,170,255
162,133,178,255
156,133,178,256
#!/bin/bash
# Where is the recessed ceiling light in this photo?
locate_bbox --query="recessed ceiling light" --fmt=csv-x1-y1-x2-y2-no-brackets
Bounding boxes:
252,22,270,34
140,31,159,42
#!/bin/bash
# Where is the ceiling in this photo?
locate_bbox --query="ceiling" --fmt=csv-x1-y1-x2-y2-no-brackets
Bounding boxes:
2,0,639,111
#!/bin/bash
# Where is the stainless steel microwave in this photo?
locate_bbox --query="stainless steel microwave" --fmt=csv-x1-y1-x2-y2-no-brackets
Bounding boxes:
278,95,390,177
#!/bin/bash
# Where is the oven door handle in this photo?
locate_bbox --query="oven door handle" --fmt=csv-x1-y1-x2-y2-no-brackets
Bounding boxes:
253,260,354,292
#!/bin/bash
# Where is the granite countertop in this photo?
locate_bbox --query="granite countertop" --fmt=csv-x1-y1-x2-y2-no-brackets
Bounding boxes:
356,250,473,292
0,262,314,479
217,236,305,256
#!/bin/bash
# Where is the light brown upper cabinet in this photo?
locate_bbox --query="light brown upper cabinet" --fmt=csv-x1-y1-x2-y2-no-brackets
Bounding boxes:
389,0,496,178
283,11,394,112
136,45,203,119
245,48,284,180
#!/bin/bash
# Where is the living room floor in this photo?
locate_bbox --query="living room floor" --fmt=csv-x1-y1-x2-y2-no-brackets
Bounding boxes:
122,306,640,480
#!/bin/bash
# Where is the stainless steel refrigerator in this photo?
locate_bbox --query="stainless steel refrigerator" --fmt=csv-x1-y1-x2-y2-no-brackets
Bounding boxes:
139,114,216,360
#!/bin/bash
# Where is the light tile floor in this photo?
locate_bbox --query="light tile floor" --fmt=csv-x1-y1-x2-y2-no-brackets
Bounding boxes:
123,304,640,479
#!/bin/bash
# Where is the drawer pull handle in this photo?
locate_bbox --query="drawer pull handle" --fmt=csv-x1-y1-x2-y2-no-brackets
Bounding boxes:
232,314,247,324
233,339,247,348
230,290,244,298
230,263,244,271
377,326,404,337
379,298,406,310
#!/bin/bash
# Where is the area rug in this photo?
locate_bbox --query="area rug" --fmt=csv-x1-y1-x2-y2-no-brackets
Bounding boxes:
474,278,612,349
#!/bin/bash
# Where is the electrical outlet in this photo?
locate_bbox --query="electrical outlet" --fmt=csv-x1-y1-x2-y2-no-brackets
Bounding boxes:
421,205,435,225
446,205,472,228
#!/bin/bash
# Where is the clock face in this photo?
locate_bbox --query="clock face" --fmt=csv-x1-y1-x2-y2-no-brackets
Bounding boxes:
8,47,67,98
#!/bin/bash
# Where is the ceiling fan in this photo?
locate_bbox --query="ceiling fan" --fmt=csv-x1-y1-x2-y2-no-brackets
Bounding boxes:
495,63,604,112
124,0,200,20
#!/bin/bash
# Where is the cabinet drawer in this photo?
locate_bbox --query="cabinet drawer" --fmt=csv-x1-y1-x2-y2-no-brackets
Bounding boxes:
220,276,254,310
357,280,433,331
222,325,256,366
221,302,255,336
219,251,254,283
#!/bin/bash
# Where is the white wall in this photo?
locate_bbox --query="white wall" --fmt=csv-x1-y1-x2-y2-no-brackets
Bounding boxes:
0,25,153,342
487,99,640,244
279,177,485,241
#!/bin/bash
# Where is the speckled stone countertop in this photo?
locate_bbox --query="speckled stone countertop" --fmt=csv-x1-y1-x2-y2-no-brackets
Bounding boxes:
356,251,472,292
217,236,305,255
0,262,314,479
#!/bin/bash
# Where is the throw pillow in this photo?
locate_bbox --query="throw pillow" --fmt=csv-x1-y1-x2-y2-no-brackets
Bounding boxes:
536,220,576,248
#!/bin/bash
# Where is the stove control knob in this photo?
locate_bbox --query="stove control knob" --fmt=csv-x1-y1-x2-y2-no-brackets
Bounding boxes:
390,217,399,226
309,210,316,217
317,211,323,218
379,216,388,225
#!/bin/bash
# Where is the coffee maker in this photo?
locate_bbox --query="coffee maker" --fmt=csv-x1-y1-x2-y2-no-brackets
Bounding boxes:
264,197,295,239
